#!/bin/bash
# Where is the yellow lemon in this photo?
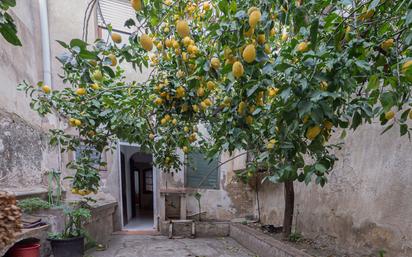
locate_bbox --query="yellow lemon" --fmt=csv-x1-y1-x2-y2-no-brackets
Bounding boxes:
154,98,164,105
257,34,266,44
281,32,288,41
203,2,210,11
131,0,142,11
176,20,190,38
238,101,247,115
232,61,244,78
91,83,100,90
197,87,205,97
176,86,186,98
192,105,199,112
242,44,256,63
244,27,254,38
207,81,216,90
108,53,117,66
140,34,153,51
306,125,322,140
165,39,172,48
42,85,51,94
323,120,333,130
111,33,122,44
270,28,276,36
402,60,412,74
211,57,221,69
320,81,328,91
76,88,87,96
245,115,253,125
249,10,261,28
93,70,103,81
182,146,189,154
172,119,177,125
385,111,395,120
184,126,190,133
183,36,191,46
264,44,271,54
381,39,394,51
149,133,155,140
268,87,279,97
296,41,309,52
74,119,82,126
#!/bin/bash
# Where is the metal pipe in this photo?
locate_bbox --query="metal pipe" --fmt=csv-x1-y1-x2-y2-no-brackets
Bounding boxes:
38,0,52,86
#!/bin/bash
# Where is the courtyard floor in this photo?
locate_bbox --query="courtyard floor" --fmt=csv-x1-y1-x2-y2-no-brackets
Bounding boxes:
87,234,255,257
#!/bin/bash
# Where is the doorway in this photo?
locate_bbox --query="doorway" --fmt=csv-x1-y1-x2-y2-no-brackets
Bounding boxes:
119,144,156,231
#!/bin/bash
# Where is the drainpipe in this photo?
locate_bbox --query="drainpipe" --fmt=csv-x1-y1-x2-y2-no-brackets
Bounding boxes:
39,0,52,86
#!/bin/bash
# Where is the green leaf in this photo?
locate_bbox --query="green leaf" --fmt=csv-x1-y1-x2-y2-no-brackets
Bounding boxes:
367,74,379,90
309,18,319,50
0,24,21,46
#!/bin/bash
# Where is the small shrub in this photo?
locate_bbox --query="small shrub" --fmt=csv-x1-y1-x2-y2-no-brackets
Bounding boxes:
18,197,51,213
288,232,302,242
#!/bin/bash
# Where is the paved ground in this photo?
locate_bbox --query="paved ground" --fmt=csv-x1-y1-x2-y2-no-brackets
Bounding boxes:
88,235,255,257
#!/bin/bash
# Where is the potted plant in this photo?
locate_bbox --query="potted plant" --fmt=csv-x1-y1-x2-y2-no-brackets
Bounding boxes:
47,203,91,257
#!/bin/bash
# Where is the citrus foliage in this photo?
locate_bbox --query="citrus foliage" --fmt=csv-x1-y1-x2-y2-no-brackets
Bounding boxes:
20,0,412,197
0,0,21,46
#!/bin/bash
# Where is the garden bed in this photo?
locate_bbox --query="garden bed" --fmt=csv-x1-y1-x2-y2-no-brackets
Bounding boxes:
243,223,377,257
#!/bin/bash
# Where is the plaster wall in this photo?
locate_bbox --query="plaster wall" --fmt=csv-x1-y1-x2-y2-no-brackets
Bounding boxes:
256,123,412,256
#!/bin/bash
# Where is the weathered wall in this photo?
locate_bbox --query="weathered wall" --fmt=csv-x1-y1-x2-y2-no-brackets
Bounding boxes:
256,123,412,256
0,1,59,191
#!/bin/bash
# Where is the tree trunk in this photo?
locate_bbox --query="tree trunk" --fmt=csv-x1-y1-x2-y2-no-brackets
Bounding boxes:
283,180,294,237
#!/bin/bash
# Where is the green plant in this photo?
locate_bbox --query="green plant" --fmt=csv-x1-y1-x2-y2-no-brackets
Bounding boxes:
194,192,202,221
47,169,62,206
18,197,51,213
378,249,386,257
288,232,302,243
0,0,21,46
19,0,412,238
48,203,91,239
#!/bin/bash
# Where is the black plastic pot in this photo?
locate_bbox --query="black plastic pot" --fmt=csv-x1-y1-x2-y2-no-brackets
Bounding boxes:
48,237,84,257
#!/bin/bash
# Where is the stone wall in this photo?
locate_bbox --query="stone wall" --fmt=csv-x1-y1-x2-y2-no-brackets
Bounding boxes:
255,123,412,257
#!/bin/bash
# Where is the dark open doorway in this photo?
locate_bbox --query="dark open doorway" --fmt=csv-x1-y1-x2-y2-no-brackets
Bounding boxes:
120,146,154,231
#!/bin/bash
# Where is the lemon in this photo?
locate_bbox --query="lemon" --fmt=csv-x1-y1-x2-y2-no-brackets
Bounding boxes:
385,111,395,120
172,119,177,125
402,60,412,74
270,28,276,36
207,81,216,90
164,0,172,6
177,70,185,78
245,115,253,125
160,118,167,125
93,70,103,81
69,118,76,126
183,36,191,46
76,88,87,96
323,121,333,130
281,32,288,41
264,44,271,54
381,39,394,51
183,146,189,154
232,61,244,78
238,101,247,115
211,57,221,69
42,85,51,94
247,7,259,15
108,54,117,66
149,133,155,140
268,87,279,97
140,34,153,51
74,119,82,126
111,33,122,44
192,105,199,112
131,0,142,11
165,39,172,48
200,101,208,110
296,41,309,52
176,20,190,37
249,10,261,28
204,98,212,106
203,2,210,11
154,98,164,105
223,96,231,106
242,44,256,63
257,34,266,44
306,125,322,140
197,87,205,97
184,126,190,133
176,86,186,98
320,81,328,91
173,40,180,49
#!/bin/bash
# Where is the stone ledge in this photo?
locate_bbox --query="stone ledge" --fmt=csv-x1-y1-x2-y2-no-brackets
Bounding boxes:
230,223,312,257
0,225,51,257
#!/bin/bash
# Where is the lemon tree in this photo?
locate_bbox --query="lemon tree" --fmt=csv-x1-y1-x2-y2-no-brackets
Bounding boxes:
20,0,412,236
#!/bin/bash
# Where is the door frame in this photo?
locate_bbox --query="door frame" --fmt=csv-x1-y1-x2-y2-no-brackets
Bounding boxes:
117,141,159,230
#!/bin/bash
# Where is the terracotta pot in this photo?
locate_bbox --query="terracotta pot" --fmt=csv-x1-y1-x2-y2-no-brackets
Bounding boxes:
9,243,40,257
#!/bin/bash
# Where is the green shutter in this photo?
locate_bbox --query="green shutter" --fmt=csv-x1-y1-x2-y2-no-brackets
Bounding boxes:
186,152,219,189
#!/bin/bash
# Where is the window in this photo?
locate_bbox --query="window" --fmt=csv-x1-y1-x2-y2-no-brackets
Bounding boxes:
186,152,220,189
97,0,135,35
143,168,153,193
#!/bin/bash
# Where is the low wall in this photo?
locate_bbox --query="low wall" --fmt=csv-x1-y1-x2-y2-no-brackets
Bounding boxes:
230,223,312,257
159,220,230,238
